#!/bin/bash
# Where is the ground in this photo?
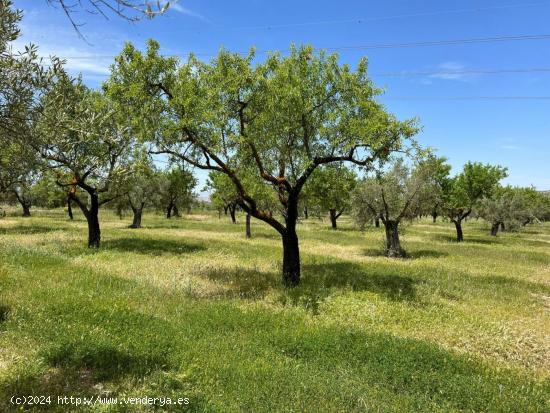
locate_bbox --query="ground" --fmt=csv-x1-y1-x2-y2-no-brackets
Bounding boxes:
0,208,548,412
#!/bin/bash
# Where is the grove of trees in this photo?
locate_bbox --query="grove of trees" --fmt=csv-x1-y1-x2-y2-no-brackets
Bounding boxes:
1,1,550,286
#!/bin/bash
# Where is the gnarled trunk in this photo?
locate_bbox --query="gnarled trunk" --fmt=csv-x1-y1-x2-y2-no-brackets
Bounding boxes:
329,209,338,230
384,220,403,257
14,191,31,217
129,204,144,229
490,222,500,236
166,203,173,219
454,220,464,242
245,213,251,238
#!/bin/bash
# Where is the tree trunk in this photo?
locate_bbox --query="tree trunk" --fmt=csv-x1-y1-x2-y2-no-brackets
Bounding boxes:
14,192,31,217
21,203,31,217
173,205,180,217
166,203,173,219
329,209,338,230
303,205,309,220
500,222,505,231
454,220,464,242
432,211,438,223
67,197,74,220
490,222,500,236
129,206,143,229
384,220,403,257
223,205,229,215
374,217,380,228
245,213,251,238
282,228,300,287
229,204,236,224
86,193,101,248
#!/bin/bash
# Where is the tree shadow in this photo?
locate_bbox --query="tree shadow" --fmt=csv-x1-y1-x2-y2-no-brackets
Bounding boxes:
0,225,64,235
362,248,447,259
42,341,169,381
200,266,279,299
103,237,206,256
431,233,501,245
302,262,417,301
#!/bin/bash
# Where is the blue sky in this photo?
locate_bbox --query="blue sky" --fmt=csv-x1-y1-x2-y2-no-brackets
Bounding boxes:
12,0,550,190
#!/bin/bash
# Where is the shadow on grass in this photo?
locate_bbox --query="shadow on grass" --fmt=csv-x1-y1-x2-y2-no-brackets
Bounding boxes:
43,341,169,381
104,237,206,256
431,233,502,245
0,225,64,235
362,248,447,259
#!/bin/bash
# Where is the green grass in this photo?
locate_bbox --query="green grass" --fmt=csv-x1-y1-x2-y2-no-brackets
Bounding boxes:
0,208,549,412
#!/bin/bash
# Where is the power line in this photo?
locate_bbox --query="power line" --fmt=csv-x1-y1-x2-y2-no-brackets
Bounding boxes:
47,32,550,61
212,1,550,32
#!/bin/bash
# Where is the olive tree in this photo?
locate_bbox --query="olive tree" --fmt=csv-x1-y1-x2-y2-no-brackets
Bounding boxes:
34,74,131,247
352,159,431,257
478,187,531,236
442,162,507,242
109,41,417,286
306,164,357,229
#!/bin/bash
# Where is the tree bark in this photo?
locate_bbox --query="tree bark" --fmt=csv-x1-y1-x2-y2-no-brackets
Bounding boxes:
67,197,74,220
166,203,173,219
432,211,438,223
14,191,31,217
86,193,101,248
490,222,500,236
454,220,464,242
173,205,180,217
129,205,144,229
329,209,338,230
374,217,380,228
303,205,309,220
229,203,237,224
282,228,300,287
500,222,505,231
245,213,251,238
384,220,403,257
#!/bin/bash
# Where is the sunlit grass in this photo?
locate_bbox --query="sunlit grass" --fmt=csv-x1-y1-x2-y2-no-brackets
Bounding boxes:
0,208,549,412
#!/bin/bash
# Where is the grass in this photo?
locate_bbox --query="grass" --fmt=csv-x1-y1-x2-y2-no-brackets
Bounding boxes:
0,207,548,412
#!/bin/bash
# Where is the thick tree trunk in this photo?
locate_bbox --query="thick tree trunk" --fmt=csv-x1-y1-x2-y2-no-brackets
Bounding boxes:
129,206,144,229
14,192,31,217
454,220,464,242
173,205,180,217
21,203,31,217
329,209,338,230
245,213,251,238
166,203,173,219
490,222,500,236
432,211,438,223
229,204,236,224
86,193,101,248
374,217,380,228
282,228,300,287
384,220,403,257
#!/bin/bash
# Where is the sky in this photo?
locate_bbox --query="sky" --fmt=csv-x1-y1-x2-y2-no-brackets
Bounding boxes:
11,0,550,190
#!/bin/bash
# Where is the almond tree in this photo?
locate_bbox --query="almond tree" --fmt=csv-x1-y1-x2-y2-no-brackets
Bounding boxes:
442,162,507,242
108,41,417,286
306,164,357,229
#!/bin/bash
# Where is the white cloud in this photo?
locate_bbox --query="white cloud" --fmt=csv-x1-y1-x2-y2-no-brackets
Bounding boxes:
430,61,474,82
500,144,520,150
170,2,211,23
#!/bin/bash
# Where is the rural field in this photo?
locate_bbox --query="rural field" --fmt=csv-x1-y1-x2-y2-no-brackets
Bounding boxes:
0,209,548,412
